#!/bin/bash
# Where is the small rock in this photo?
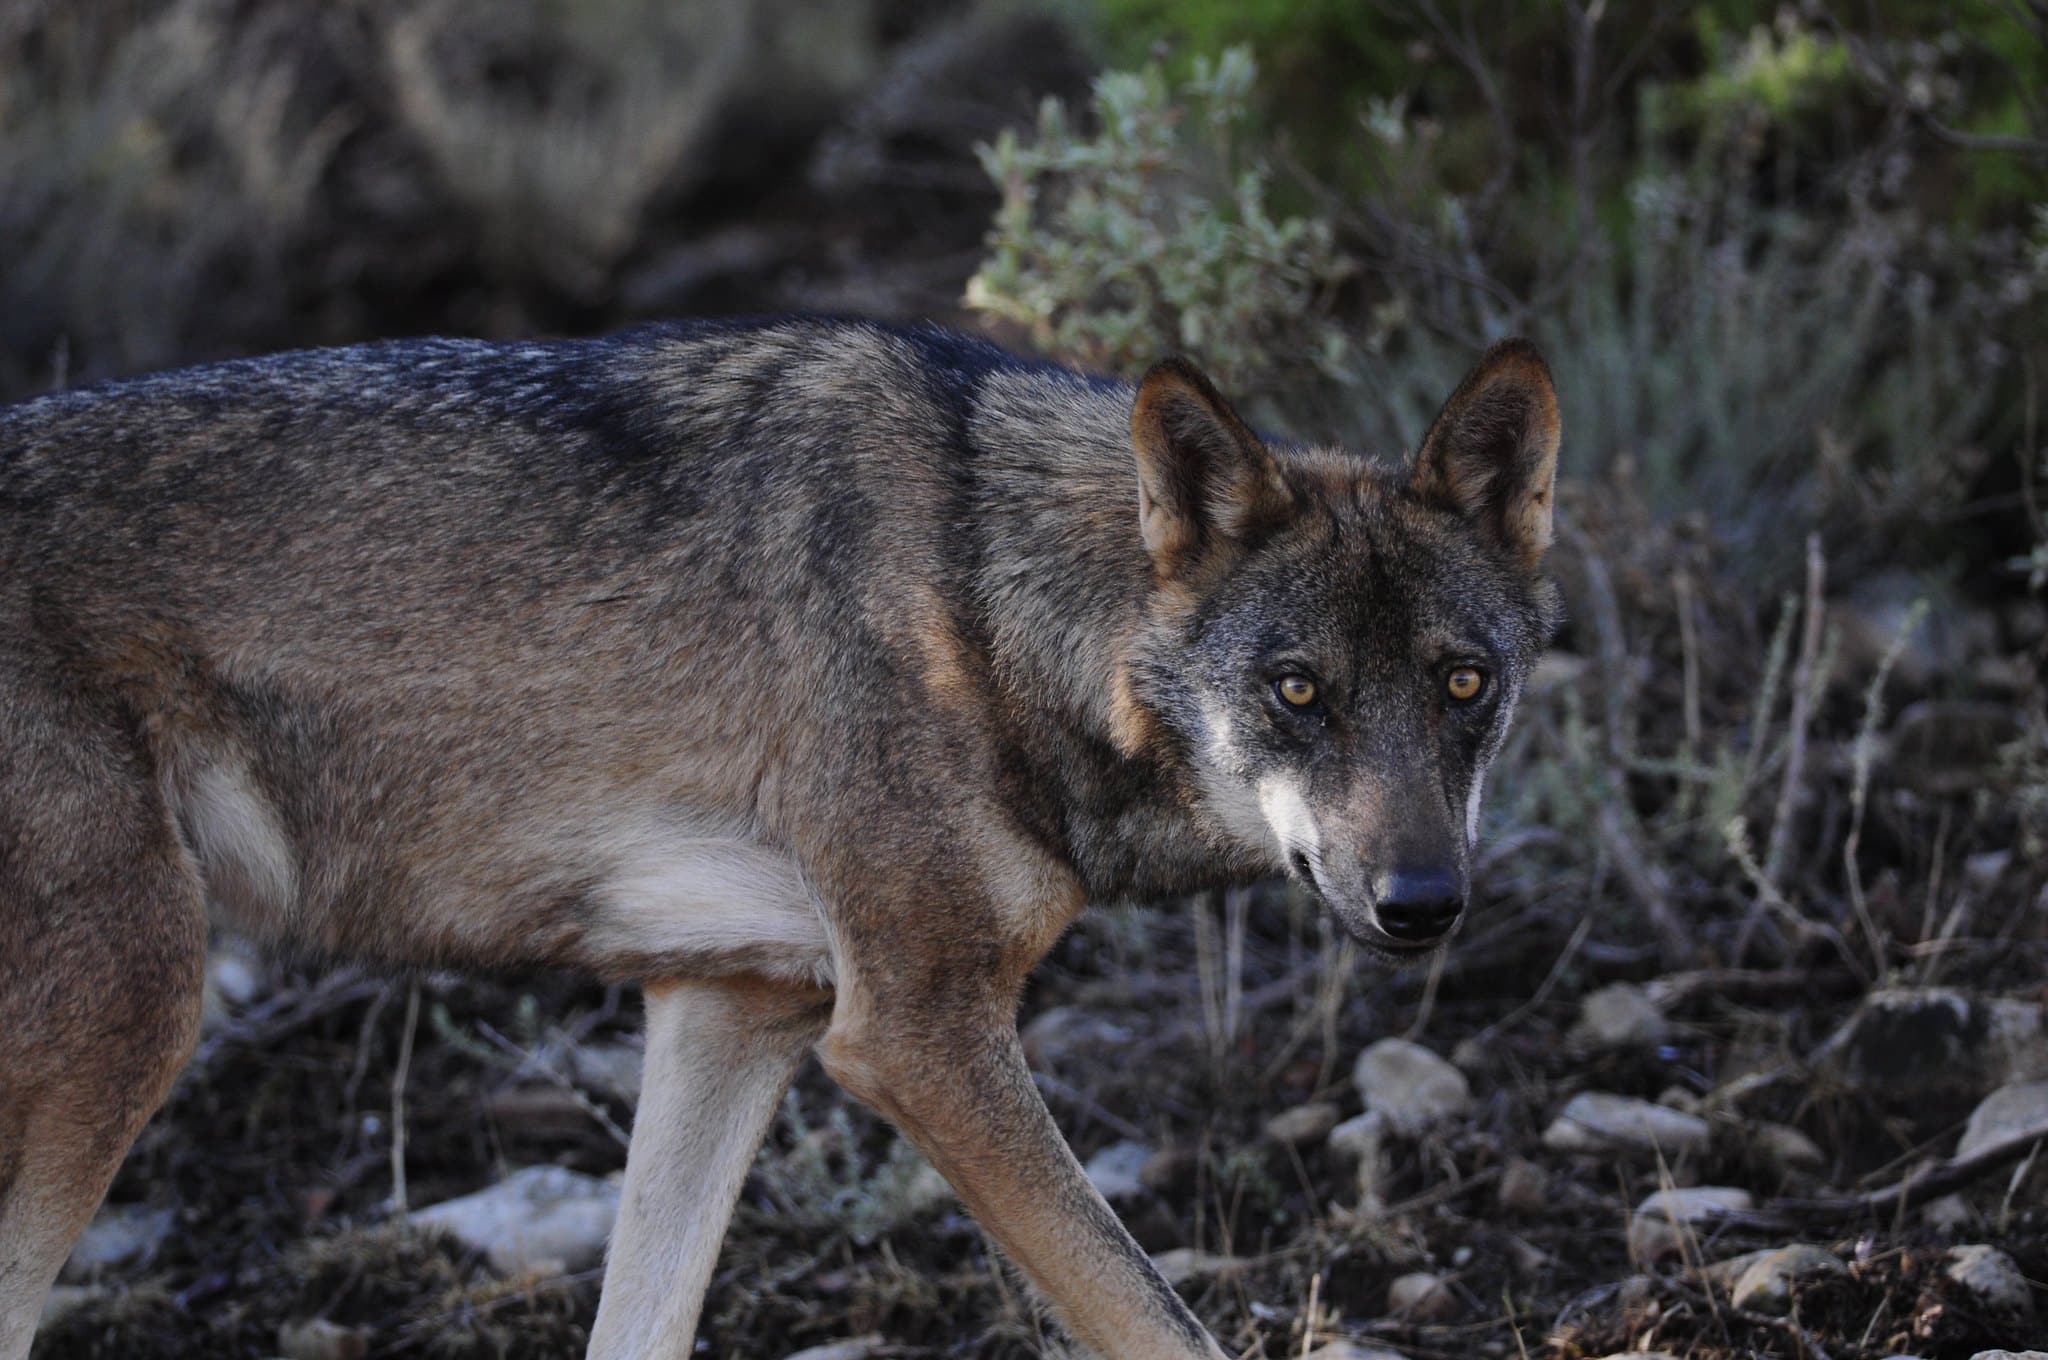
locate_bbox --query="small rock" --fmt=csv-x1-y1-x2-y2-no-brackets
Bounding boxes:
1387,1270,1456,1320
903,1162,954,1217
1726,1244,1846,1315
779,1340,885,1360
1150,1248,1246,1287
61,1204,175,1281
1922,1193,1975,1233
1571,983,1669,1049
1505,1233,1552,1277
1967,1353,2048,1360
1964,850,2013,890
1302,1346,1407,1360
566,1042,644,1104
1021,1007,1132,1071
1083,1141,1153,1204
1959,1079,2048,1159
411,1165,619,1276
1540,1092,1710,1162
1264,1101,1341,1148
1326,1112,1383,1165
1498,1157,1550,1215
1656,1085,1703,1114
1943,1244,2034,1320
1813,988,2048,1096
1749,1121,1826,1177
1594,1355,1680,1360
279,1318,369,1360
1353,1038,1471,1135
1628,1187,1753,1261
38,1285,107,1328
1138,1144,1200,1195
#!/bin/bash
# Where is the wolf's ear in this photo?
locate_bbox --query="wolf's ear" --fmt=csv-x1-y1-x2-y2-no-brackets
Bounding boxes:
1410,339,1560,573
1129,358,1291,576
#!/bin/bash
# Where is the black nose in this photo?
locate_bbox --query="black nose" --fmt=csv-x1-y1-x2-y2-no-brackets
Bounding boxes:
1373,868,1464,943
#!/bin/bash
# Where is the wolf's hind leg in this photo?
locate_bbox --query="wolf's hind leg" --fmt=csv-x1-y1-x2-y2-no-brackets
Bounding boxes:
586,977,829,1360
0,837,207,1360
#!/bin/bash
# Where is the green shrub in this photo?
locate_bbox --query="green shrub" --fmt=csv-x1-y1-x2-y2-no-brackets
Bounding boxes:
966,47,1353,406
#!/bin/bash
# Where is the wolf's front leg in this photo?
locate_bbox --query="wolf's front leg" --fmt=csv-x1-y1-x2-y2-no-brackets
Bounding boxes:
818,974,1227,1360
586,978,829,1360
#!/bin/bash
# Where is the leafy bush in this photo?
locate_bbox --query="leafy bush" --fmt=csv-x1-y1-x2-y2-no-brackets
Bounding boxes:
966,47,1353,405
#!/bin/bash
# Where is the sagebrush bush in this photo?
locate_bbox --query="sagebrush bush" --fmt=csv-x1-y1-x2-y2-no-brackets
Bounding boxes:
966,47,1353,406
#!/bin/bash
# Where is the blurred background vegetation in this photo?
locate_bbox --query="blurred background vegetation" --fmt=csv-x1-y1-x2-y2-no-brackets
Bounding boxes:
10,3,2048,1356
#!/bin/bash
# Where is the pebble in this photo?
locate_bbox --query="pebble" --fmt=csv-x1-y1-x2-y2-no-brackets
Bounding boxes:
1387,1270,1456,1320
1726,1244,1846,1314
1813,988,2048,1097
1748,1121,1826,1177
779,1340,885,1360
1497,1157,1550,1215
1958,1078,2048,1159
1571,983,1669,1049
1540,1092,1711,1162
410,1165,619,1275
1326,1112,1382,1165
1020,1007,1133,1071
1264,1101,1341,1148
1966,1353,2048,1360
1353,1038,1471,1135
1150,1248,1247,1287
61,1204,176,1281
1922,1193,1975,1233
1943,1244,2034,1320
1627,1187,1753,1261
279,1318,370,1360
1082,1141,1153,1203
1302,1344,1407,1360
565,1042,644,1104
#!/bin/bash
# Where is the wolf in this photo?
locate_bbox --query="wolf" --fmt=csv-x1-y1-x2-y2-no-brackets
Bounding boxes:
0,316,1559,1359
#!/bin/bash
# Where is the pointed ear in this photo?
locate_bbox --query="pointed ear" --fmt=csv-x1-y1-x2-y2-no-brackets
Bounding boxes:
1410,339,1560,573
1129,358,1292,576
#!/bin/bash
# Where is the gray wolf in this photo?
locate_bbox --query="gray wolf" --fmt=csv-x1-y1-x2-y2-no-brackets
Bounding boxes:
0,317,1560,1358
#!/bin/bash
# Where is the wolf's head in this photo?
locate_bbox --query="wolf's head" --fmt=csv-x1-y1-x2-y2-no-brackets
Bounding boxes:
1126,342,1561,960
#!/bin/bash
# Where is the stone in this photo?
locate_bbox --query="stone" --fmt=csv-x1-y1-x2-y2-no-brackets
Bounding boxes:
279,1318,370,1360
1571,983,1669,1049
1302,1345,1407,1360
1138,1144,1200,1195
1150,1248,1247,1287
1387,1270,1456,1320
411,1165,619,1276
1083,1141,1153,1204
1726,1244,1845,1314
1264,1101,1341,1148
1943,1244,2034,1320
779,1340,885,1360
1922,1193,1975,1233
566,1042,644,1104
38,1285,107,1329
1966,1353,2048,1359
1326,1112,1383,1165
1540,1092,1710,1162
1811,990,2048,1097
1959,1079,2048,1159
1353,1038,1471,1135
1498,1157,1550,1215
1628,1187,1753,1262
1021,1007,1133,1071
1749,1121,1826,1177
61,1204,175,1281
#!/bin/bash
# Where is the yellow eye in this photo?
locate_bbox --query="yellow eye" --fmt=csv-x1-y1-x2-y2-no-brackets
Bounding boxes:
1446,667,1486,702
1277,675,1318,707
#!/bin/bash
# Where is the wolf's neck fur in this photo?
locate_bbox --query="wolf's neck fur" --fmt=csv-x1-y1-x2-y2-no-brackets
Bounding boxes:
962,368,1261,899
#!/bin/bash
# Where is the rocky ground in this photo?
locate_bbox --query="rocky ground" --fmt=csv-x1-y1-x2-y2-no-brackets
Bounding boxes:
31,876,2048,1358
